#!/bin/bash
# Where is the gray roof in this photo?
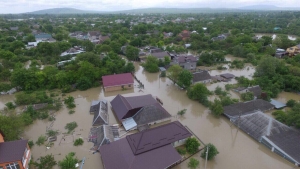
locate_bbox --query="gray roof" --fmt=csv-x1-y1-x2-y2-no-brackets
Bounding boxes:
132,103,171,126
176,55,197,63
248,85,262,97
266,128,300,164
223,99,274,118
270,99,286,109
193,71,211,83
220,73,235,79
231,110,288,141
0,140,28,163
150,52,170,59
90,100,108,126
110,94,158,121
231,111,300,165
88,125,116,150
126,121,192,155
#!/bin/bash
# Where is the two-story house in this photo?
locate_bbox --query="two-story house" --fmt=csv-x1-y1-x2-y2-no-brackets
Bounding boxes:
172,55,198,70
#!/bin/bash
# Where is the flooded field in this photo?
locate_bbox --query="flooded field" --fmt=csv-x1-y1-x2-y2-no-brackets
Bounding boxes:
0,61,298,169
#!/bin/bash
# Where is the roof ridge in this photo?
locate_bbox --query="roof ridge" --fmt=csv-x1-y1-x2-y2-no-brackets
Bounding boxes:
135,131,145,154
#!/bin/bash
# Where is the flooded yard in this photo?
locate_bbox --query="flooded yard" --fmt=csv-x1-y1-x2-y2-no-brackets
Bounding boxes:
0,62,297,169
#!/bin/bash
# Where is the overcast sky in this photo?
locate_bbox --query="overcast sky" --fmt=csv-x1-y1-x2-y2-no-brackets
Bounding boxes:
0,0,299,14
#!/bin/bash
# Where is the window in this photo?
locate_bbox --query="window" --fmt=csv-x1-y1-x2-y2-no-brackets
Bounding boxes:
128,84,131,87
121,85,124,89
5,162,20,169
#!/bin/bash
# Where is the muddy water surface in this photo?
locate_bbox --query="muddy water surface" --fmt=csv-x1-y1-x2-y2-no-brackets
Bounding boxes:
19,62,296,169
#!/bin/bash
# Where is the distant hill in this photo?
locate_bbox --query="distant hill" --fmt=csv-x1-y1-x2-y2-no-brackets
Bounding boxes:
239,5,300,11
109,8,247,14
26,8,102,14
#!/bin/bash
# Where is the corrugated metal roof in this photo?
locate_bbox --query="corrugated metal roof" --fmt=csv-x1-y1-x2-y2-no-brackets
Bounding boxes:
102,73,134,88
270,99,286,109
122,118,137,131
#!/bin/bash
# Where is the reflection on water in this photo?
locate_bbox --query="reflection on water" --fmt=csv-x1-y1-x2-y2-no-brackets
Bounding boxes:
15,62,296,169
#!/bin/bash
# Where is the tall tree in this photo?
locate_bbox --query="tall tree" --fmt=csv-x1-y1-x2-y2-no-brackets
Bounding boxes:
167,65,183,83
177,70,193,88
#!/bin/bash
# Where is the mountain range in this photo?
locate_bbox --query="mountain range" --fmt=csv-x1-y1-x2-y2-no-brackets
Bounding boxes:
25,5,300,14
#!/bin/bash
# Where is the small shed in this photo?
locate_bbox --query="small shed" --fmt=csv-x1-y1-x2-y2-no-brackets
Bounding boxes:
220,73,235,79
270,99,286,109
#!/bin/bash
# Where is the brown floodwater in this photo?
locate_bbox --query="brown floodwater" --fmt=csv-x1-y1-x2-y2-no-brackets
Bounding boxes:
1,62,296,169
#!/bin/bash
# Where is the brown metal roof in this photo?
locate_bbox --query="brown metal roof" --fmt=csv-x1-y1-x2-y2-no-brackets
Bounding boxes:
0,140,28,163
126,121,192,155
150,52,170,59
220,73,235,79
100,138,181,169
176,55,197,63
110,94,158,121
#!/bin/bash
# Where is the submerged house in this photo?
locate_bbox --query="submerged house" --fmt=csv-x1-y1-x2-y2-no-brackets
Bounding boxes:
102,73,134,92
0,132,31,169
230,111,300,166
99,121,192,169
90,100,108,126
192,70,212,84
88,125,119,151
234,85,262,99
111,94,171,131
223,99,274,119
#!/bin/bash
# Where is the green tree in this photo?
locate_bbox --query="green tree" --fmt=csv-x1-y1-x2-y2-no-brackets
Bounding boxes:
210,99,224,117
0,114,24,141
188,158,199,169
187,83,211,105
143,56,159,73
125,45,139,61
167,65,183,83
241,92,254,101
177,70,193,88
164,56,171,65
286,99,296,107
185,138,200,154
201,143,219,161
59,152,78,169
33,154,57,169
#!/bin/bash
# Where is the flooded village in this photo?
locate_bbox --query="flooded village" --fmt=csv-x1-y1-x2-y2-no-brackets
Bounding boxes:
1,58,299,169
1,10,300,169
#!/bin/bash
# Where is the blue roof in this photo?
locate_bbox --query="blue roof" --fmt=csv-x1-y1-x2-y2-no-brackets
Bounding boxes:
270,99,286,109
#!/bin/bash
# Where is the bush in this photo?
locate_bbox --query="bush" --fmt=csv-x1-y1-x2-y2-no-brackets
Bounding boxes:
64,96,76,109
39,112,49,119
28,140,34,148
33,154,57,169
68,110,75,114
286,99,296,107
210,99,224,117
46,130,58,137
65,122,78,133
5,102,16,109
188,158,199,169
36,135,47,146
48,116,55,121
177,148,187,155
185,138,200,154
272,110,288,123
177,109,187,116
59,152,78,169
241,92,254,101
201,143,219,160
74,138,84,146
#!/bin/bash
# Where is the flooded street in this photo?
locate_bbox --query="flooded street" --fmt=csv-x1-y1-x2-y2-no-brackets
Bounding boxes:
0,61,297,169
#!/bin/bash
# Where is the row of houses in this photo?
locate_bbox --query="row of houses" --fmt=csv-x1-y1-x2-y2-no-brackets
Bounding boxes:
69,31,110,44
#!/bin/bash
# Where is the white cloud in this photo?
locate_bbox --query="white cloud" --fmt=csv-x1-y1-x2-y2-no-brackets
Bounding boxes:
0,0,299,13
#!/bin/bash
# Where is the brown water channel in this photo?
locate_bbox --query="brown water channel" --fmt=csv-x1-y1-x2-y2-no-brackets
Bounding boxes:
0,61,297,169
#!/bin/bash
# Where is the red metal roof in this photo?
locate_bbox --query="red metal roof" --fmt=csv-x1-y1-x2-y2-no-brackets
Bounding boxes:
102,73,134,88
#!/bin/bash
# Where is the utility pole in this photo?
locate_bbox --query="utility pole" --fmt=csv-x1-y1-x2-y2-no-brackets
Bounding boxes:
80,157,86,169
204,145,210,169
